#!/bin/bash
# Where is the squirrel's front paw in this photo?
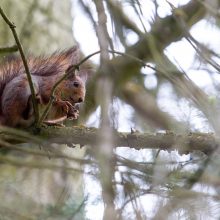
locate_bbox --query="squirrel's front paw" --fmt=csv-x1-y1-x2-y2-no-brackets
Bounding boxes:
67,106,79,120
63,101,79,120
55,100,79,120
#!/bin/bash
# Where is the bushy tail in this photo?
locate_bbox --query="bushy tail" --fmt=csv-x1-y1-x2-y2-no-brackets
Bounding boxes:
0,46,80,99
29,46,80,77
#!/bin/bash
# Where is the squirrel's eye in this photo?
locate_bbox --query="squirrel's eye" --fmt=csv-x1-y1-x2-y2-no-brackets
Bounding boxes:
73,81,79,88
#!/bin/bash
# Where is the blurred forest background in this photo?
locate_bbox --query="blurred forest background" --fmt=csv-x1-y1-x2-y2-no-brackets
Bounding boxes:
0,0,220,219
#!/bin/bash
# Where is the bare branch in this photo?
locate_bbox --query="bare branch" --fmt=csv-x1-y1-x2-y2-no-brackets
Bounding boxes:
0,45,18,53
9,126,215,154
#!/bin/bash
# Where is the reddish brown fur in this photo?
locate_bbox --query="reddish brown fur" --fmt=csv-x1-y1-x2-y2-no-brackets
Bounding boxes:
0,46,90,127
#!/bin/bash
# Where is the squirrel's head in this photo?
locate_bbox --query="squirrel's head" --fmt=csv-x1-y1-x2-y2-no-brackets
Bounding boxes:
60,70,87,104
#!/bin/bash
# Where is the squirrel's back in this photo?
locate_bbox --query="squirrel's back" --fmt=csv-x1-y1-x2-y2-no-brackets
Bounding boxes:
0,46,80,97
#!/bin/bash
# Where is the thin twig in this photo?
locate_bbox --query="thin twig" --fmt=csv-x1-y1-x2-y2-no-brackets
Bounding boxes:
0,7,39,125
132,0,148,33
107,0,143,35
0,45,18,53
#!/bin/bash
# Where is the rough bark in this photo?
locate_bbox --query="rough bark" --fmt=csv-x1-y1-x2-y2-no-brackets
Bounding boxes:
28,126,219,154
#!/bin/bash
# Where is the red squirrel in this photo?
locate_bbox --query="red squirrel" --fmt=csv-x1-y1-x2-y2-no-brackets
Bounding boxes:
0,46,89,127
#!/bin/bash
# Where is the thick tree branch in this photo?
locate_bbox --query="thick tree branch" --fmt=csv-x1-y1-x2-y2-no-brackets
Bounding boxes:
0,125,218,154
92,1,117,219
32,126,218,154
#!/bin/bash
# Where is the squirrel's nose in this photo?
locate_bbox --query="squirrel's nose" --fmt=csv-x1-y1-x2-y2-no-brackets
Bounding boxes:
78,97,83,103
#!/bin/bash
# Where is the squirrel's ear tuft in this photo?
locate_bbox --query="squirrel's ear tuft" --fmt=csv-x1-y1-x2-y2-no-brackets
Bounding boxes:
78,69,95,83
